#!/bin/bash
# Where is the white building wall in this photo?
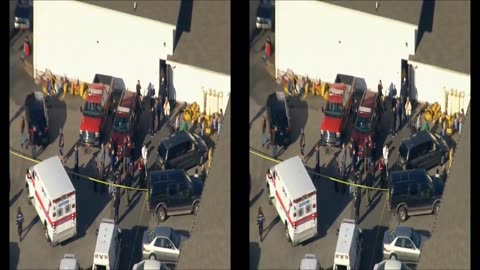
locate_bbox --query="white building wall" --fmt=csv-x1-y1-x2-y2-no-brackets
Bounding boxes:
33,0,176,91
275,0,417,91
408,60,470,112
166,61,230,114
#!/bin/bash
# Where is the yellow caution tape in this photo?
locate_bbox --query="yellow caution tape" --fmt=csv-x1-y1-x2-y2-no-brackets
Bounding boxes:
249,148,388,191
10,148,147,192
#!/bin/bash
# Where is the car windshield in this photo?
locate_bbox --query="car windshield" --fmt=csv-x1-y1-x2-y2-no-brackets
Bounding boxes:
325,102,344,118
170,229,180,248
354,116,371,132
113,116,129,133
410,230,421,248
388,230,397,243
83,102,102,117
399,143,408,159
147,229,156,243
158,143,168,160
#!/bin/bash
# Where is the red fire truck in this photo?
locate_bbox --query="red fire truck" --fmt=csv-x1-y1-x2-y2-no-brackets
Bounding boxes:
79,74,115,147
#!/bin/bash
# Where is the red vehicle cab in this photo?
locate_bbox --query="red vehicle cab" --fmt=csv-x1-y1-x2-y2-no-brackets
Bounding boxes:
110,91,140,159
351,90,381,159
320,75,356,147
79,82,113,147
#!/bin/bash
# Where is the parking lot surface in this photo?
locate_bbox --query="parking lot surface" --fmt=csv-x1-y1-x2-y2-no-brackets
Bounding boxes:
9,31,212,270
249,31,453,270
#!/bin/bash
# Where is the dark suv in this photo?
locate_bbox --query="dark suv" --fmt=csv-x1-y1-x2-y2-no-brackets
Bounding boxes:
25,91,49,147
267,91,291,146
398,131,449,170
387,169,444,222
147,169,203,223
156,130,208,170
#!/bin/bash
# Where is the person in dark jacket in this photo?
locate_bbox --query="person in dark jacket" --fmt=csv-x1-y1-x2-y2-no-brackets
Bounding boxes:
93,156,99,192
59,128,65,163
16,206,24,242
257,207,265,242
73,145,79,180
261,115,268,148
150,105,156,137
299,128,306,162
392,104,397,137
315,145,321,180
156,97,162,131
110,149,116,173
354,185,361,224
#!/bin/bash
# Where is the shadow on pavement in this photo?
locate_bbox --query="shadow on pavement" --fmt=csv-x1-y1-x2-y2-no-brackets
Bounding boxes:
249,105,267,130
10,188,23,207
47,96,67,144
9,242,20,270
288,96,309,144
175,229,191,239
22,215,39,241
358,191,384,225
249,242,261,270
250,188,264,207
261,215,280,241
122,225,149,269
361,225,390,270
118,191,143,225
9,104,25,126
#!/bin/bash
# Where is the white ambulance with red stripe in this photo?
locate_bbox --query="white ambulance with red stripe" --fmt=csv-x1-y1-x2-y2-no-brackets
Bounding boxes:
25,155,77,246
266,155,318,245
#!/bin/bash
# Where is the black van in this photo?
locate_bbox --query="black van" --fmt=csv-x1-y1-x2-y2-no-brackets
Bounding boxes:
397,131,449,170
25,91,49,147
147,169,203,223
387,169,444,222
266,91,291,146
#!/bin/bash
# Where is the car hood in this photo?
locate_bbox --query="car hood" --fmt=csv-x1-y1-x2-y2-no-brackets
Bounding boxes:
320,116,342,133
80,115,101,132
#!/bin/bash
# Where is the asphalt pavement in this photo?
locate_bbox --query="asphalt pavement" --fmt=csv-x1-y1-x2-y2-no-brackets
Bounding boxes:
9,30,213,270
249,30,446,270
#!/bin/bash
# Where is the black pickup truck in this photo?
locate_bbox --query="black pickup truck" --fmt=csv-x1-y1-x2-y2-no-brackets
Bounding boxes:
267,91,291,146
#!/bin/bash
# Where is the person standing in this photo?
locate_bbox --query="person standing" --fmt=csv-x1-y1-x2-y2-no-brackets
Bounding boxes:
200,164,207,183
441,116,447,137
193,168,199,182
113,177,120,224
354,185,361,224
459,108,465,135
163,98,170,123
175,113,180,132
141,143,148,168
73,145,79,180
16,207,24,242
59,128,65,163
21,37,31,62
121,137,127,173
365,136,373,171
271,128,277,159
125,137,132,172
405,97,412,126
391,104,397,137
180,118,188,131
396,97,403,130
315,144,321,177
110,148,116,173
382,145,389,177
257,207,265,242
378,157,385,188
299,128,305,162
422,119,430,132
156,97,163,131
200,117,206,137
261,115,268,148
20,116,26,149
150,105,156,138
378,80,384,111
263,36,272,62
136,80,142,99
218,108,224,135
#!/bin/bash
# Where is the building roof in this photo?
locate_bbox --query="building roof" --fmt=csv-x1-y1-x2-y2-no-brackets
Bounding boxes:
327,1,470,74
418,105,470,269
335,219,356,254
167,1,230,75
176,100,230,269
95,219,116,255
32,156,75,201
408,0,470,74
79,0,180,26
326,0,422,26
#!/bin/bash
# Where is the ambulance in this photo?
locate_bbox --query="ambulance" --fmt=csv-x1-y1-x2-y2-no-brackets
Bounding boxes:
333,219,363,270
266,156,318,246
25,155,77,246
92,218,122,270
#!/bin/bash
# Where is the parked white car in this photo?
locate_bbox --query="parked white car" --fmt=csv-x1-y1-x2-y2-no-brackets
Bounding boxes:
58,254,80,270
373,259,411,270
132,259,170,270
300,254,320,270
142,227,188,263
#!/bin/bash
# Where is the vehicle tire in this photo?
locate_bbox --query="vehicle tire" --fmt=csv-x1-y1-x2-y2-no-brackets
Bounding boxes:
433,201,441,216
149,253,156,260
192,202,200,216
156,207,167,223
397,206,408,223
390,253,397,260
